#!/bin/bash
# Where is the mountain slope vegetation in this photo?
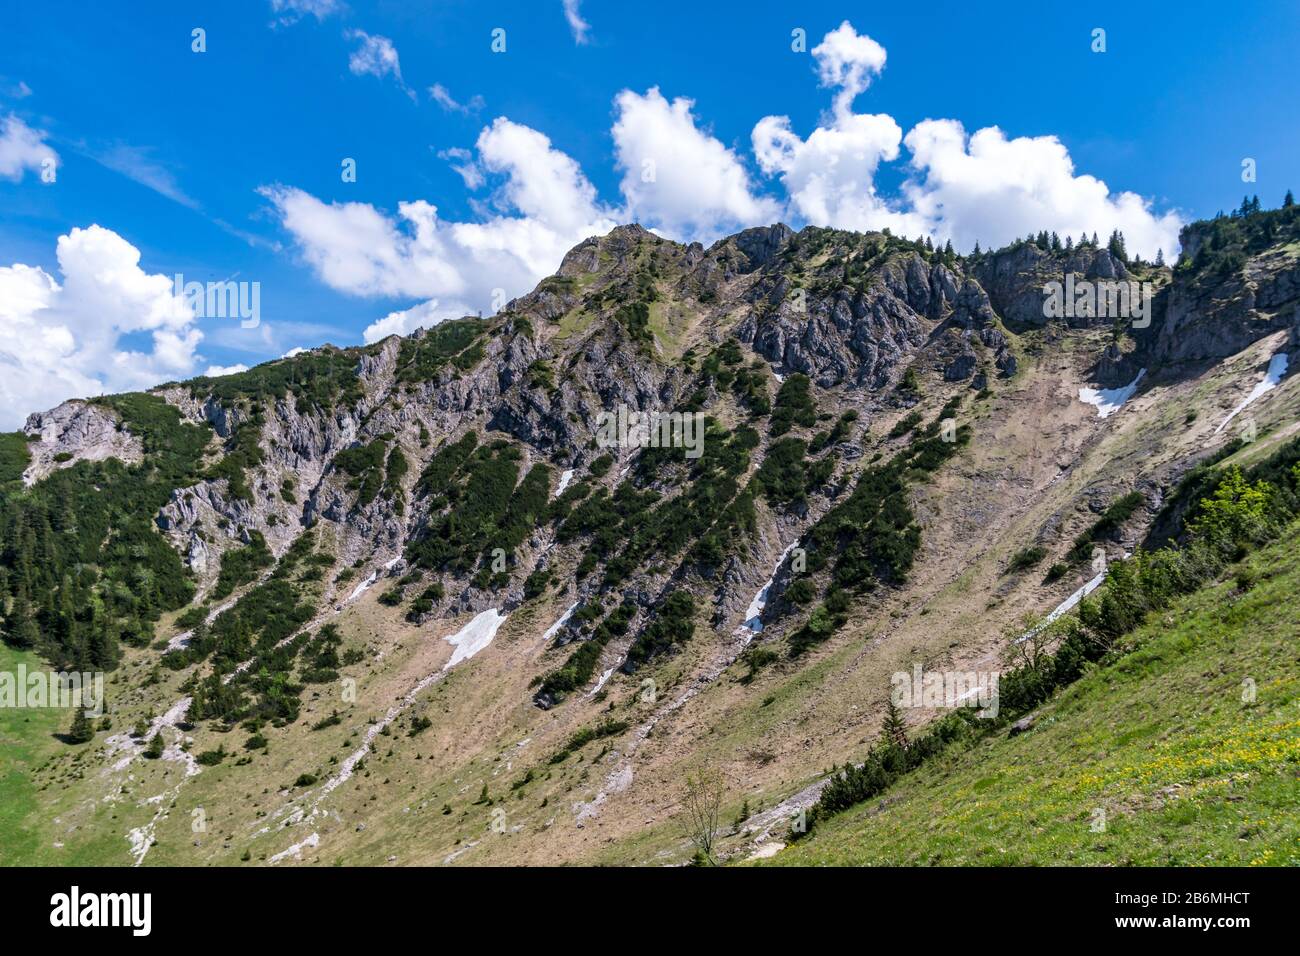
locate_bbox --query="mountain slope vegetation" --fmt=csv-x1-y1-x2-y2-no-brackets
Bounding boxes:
2,196,1298,866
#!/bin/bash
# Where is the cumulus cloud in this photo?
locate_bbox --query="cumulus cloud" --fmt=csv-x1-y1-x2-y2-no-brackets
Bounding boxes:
0,114,58,181
902,120,1183,258
752,21,1183,255
811,20,887,118
752,23,923,237
562,0,591,45
614,88,781,242
753,110,926,237
0,225,205,429
346,30,415,101
262,117,617,343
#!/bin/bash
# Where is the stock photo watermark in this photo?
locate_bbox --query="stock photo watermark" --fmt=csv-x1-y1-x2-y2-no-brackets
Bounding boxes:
0,664,104,716
594,406,706,459
1042,276,1153,327
890,664,1000,718
174,273,261,328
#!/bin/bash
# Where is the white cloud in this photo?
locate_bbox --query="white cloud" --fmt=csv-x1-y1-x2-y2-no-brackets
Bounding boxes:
204,363,249,377
753,21,1182,254
562,0,591,45
270,0,343,24
613,88,781,242
282,346,308,358
362,298,476,344
811,20,887,118
437,146,483,189
429,83,484,114
345,30,415,101
0,225,204,429
902,120,1183,258
753,110,926,237
0,114,57,181
752,22,924,236
263,117,616,342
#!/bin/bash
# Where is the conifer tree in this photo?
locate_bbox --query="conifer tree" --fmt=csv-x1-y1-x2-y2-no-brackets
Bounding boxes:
1284,189,1295,208
1107,230,1128,264
143,733,164,759
67,707,94,745
881,699,908,751
3,592,39,650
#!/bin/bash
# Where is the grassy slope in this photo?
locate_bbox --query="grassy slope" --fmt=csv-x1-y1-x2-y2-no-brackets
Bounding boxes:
0,645,66,865
761,525,1300,866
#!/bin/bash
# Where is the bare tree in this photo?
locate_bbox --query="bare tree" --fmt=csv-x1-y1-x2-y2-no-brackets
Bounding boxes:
679,768,725,864
1003,612,1055,671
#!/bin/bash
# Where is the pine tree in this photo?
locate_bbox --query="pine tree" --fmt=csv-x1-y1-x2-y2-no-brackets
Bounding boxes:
1108,230,1128,264
881,699,908,751
87,612,121,671
143,733,164,759
66,707,94,745
971,240,981,256
3,592,39,650
1155,248,1165,267
1284,189,1295,209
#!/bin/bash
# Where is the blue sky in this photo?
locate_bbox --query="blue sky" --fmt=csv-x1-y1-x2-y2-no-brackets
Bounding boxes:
1,0,1298,426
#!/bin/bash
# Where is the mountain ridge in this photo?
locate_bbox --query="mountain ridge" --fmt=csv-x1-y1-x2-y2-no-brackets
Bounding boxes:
2,201,1299,865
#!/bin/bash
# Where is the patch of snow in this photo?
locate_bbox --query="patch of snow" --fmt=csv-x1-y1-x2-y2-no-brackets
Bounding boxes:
383,555,403,571
443,608,508,670
1016,552,1130,644
1079,368,1146,419
346,571,378,603
554,469,575,497
1215,352,1289,434
542,601,578,644
588,667,615,697
742,540,801,633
